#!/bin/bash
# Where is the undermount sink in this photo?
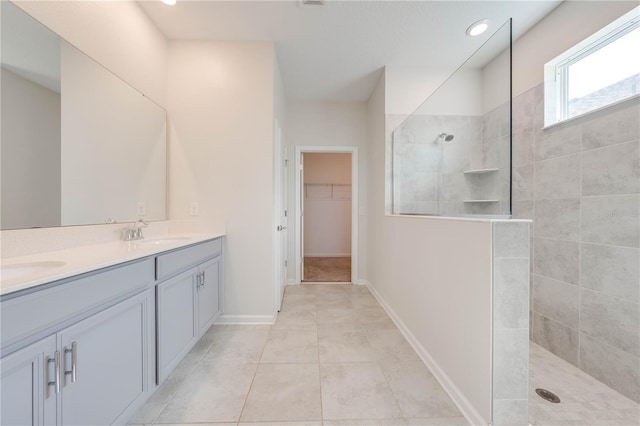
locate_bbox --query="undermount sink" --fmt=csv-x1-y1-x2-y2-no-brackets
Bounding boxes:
1,261,67,281
136,237,191,245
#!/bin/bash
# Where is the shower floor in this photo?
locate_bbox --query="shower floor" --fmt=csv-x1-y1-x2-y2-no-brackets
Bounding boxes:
529,342,639,425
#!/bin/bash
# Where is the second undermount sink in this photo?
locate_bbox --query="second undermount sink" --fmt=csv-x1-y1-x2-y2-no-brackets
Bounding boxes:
136,237,191,245
1,261,67,281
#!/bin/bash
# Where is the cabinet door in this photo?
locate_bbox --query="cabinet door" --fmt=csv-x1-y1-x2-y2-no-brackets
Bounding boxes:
1,335,57,426
197,257,220,337
58,290,152,426
157,268,197,383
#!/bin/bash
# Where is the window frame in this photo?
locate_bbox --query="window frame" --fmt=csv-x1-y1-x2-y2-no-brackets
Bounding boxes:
544,6,640,127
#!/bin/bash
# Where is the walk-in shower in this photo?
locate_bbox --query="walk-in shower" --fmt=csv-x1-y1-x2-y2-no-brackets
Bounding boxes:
391,19,512,218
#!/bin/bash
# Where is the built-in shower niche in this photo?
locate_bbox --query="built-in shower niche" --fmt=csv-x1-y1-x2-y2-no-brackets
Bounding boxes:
392,19,512,218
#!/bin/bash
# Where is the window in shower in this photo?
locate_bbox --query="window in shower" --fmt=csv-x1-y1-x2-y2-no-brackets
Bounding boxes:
390,19,512,218
544,6,640,126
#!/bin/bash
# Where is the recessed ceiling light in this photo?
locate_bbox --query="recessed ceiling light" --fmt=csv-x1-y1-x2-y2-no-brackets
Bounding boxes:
466,19,490,37
161,0,176,5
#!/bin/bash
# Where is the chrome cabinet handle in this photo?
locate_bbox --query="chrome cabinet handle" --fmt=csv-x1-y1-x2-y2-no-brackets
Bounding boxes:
65,342,77,383
47,351,60,395
277,225,287,231
201,271,206,286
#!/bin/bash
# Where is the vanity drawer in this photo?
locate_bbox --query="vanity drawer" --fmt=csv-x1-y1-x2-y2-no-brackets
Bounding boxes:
1,258,153,350
156,239,221,281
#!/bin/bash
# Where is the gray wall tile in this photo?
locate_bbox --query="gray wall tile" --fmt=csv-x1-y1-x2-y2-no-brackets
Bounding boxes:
512,200,534,221
532,313,579,366
580,333,640,403
513,165,534,201
582,101,640,150
493,329,529,400
581,195,640,248
534,198,580,241
581,243,640,302
494,221,530,258
534,238,579,285
513,127,534,167
492,399,528,426
534,154,581,199
532,274,579,329
494,258,530,329
580,288,640,357
535,124,581,161
582,140,639,196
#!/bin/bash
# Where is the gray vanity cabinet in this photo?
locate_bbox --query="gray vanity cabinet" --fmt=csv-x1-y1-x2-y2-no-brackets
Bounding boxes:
58,290,152,425
0,335,57,426
197,258,220,336
156,239,222,383
156,268,198,383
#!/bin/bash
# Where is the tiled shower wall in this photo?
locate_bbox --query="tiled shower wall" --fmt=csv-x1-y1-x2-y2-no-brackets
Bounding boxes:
512,84,640,402
392,110,510,216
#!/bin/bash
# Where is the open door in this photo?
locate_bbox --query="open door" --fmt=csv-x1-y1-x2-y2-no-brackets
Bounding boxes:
299,153,304,281
274,120,288,311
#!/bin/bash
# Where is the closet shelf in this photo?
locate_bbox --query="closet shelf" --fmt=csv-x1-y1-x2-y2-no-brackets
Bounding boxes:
463,168,499,175
463,199,499,203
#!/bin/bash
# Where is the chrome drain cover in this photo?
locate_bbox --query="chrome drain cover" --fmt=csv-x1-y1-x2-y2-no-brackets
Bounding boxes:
536,388,561,403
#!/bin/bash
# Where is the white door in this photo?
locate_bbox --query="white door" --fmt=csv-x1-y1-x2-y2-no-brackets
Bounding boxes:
274,120,288,311
299,153,305,281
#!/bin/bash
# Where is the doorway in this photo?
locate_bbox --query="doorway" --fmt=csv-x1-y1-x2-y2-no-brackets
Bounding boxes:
295,147,358,284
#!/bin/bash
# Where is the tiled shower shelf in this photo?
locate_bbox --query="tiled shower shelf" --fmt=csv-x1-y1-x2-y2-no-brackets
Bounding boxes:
463,199,499,203
463,168,499,174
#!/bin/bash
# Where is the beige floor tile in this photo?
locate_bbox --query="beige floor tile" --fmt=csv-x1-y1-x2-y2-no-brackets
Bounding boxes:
349,292,381,309
282,293,318,311
272,309,318,331
323,419,407,425
260,330,319,363
239,422,322,426
318,329,377,363
240,363,322,422
365,329,421,363
156,361,257,423
405,417,469,425
320,362,403,420
317,308,358,327
356,307,397,330
200,328,269,364
382,362,461,418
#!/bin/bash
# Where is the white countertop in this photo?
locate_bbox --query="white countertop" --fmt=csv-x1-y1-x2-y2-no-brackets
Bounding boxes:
0,233,224,296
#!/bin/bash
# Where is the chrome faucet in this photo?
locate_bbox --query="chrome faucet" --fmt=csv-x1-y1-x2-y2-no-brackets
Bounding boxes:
123,219,148,241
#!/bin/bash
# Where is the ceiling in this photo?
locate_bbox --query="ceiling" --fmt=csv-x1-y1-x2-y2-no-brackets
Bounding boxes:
138,0,562,103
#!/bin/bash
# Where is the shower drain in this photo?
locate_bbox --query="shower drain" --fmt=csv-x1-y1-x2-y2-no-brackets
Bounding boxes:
535,388,561,403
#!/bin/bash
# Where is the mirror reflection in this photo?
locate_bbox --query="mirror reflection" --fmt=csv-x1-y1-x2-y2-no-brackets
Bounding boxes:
1,1,167,230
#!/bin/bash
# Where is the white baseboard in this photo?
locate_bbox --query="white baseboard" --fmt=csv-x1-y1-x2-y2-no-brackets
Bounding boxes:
287,279,300,286
365,282,487,426
215,314,275,325
354,279,370,286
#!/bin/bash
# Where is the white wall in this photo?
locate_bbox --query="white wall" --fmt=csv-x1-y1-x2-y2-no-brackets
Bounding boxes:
60,42,167,226
303,153,352,257
167,41,276,319
286,103,368,282
1,68,61,229
12,0,168,107
511,0,636,97
385,67,483,116
367,70,495,424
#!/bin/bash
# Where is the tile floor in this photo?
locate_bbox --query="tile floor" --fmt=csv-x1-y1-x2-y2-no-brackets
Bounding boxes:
129,284,466,426
130,284,640,426
529,342,639,426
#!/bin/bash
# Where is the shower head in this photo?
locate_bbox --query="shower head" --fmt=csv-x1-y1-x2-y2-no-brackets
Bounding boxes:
439,133,454,142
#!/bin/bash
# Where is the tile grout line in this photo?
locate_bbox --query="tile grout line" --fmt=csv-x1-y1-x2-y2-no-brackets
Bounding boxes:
236,325,271,424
